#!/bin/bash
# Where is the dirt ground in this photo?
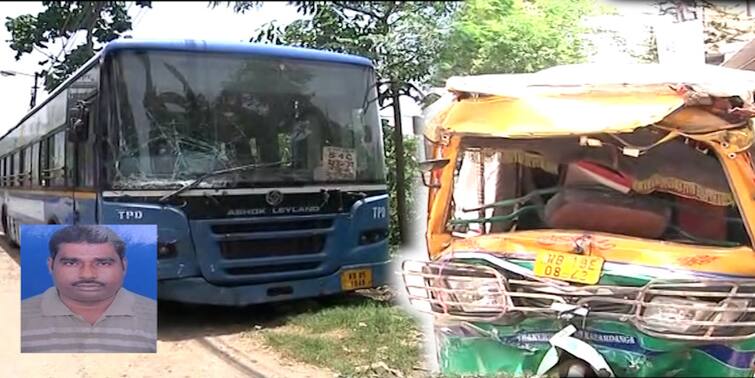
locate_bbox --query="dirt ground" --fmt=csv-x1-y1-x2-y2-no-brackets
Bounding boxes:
0,235,334,378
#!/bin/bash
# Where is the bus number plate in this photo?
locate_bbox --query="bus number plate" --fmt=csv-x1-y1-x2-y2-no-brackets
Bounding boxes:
341,269,372,290
533,251,604,285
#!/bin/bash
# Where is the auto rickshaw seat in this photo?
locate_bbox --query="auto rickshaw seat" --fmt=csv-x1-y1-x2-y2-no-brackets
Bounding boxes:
544,188,671,239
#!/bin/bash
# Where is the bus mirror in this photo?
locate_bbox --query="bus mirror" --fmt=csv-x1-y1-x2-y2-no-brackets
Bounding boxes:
67,106,89,142
419,158,449,188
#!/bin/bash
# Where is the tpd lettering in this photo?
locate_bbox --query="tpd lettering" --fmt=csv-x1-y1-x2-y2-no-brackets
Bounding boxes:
372,206,386,219
117,210,144,220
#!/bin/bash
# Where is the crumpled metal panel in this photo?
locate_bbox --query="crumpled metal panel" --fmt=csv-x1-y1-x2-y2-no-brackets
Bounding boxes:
435,319,755,377
424,63,755,142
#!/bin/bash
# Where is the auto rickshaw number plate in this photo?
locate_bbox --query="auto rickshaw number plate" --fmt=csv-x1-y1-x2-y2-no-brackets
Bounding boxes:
533,251,604,284
341,268,373,290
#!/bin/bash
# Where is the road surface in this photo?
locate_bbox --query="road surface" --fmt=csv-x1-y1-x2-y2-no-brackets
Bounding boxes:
0,234,333,378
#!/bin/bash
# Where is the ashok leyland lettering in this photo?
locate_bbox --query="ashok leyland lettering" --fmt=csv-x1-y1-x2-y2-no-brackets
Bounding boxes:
0,39,390,306
403,64,755,377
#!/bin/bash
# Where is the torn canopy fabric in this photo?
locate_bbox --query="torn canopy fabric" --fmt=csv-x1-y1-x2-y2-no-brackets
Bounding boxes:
424,63,755,142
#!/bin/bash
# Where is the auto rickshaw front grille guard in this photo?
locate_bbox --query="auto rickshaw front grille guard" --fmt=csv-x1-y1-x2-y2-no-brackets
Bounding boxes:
401,258,755,341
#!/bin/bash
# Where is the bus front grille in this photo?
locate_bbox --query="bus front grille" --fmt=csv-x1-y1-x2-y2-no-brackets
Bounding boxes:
226,262,321,276
211,219,333,233
219,236,326,259
195,216,337,282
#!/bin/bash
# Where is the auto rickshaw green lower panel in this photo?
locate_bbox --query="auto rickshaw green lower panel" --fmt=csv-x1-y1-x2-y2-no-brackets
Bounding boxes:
437,319,755,377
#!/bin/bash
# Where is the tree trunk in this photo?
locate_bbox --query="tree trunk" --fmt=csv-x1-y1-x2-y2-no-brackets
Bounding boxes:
86,2,104,54
391,86,408,246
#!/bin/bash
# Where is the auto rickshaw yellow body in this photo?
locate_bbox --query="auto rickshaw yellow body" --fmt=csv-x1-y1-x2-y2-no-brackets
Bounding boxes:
403,63,755,377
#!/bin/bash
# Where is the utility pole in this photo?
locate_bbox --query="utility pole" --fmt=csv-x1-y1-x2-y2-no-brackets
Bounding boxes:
30,72,39,109
391,85,408,246
0,69,39,109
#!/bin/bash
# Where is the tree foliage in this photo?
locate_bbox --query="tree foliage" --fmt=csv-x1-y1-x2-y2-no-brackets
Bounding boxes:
243,1,458,102
5,1,151,91
433,0,601,82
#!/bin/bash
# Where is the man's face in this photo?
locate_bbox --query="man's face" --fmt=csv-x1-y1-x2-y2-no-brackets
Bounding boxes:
48,242,127,304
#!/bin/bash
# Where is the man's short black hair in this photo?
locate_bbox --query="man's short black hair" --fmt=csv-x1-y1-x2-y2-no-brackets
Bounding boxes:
49,225,126,261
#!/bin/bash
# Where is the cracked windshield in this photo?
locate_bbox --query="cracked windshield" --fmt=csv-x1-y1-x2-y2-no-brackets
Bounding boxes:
106,50,385,189
450,130,751,248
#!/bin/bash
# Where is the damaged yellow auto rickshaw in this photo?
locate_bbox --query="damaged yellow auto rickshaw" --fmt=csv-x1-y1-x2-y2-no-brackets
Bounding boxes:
402,64,755,377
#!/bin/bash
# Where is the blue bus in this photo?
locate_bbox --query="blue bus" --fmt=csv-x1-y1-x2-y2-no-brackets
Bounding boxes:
0,39,390,306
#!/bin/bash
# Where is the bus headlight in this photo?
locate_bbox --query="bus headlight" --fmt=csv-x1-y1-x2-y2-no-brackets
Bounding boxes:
642,296,749,333
442,277,507,314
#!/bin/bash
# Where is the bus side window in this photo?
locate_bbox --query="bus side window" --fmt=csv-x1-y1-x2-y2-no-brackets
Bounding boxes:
15,150,23,187
52,132,66,187
39,137,48,187
1,156,5,187
30,143,39,188
24,146,33,187
9,154,15,187
19,147,25,187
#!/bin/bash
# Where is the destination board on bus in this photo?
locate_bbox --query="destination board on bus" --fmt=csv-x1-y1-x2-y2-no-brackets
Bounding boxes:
323,146,357,180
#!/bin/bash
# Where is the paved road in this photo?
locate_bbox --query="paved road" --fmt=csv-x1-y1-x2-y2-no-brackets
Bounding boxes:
0,234,332,378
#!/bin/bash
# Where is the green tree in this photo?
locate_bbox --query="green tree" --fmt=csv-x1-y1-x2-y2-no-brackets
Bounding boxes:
433,0,601,81
5,1,152,91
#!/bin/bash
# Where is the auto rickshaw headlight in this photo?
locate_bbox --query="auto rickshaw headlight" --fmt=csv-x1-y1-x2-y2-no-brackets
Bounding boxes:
642,296,712,333
709,299,749,324
642,297,749,333
443,276,508,314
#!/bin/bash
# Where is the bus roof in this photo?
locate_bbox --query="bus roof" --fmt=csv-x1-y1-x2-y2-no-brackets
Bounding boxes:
425,63,755,141
101,39,374,67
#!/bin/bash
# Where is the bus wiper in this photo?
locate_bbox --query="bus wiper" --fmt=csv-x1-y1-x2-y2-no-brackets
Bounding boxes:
158,161,284,203
317,189,368,209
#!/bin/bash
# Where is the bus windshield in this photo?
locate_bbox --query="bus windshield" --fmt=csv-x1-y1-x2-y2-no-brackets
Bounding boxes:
105,50,385,189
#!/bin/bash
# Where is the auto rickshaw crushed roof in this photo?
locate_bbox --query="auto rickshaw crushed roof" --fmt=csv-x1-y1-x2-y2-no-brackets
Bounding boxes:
425,63,755,143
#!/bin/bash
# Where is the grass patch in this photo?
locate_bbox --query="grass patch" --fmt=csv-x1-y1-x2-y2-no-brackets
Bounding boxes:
262,296,422,376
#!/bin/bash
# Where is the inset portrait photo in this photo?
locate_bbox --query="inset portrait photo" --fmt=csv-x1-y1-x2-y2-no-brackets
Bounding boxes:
20,224,157,353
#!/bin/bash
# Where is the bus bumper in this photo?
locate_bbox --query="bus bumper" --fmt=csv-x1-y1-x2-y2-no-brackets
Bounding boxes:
156,260,393,306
